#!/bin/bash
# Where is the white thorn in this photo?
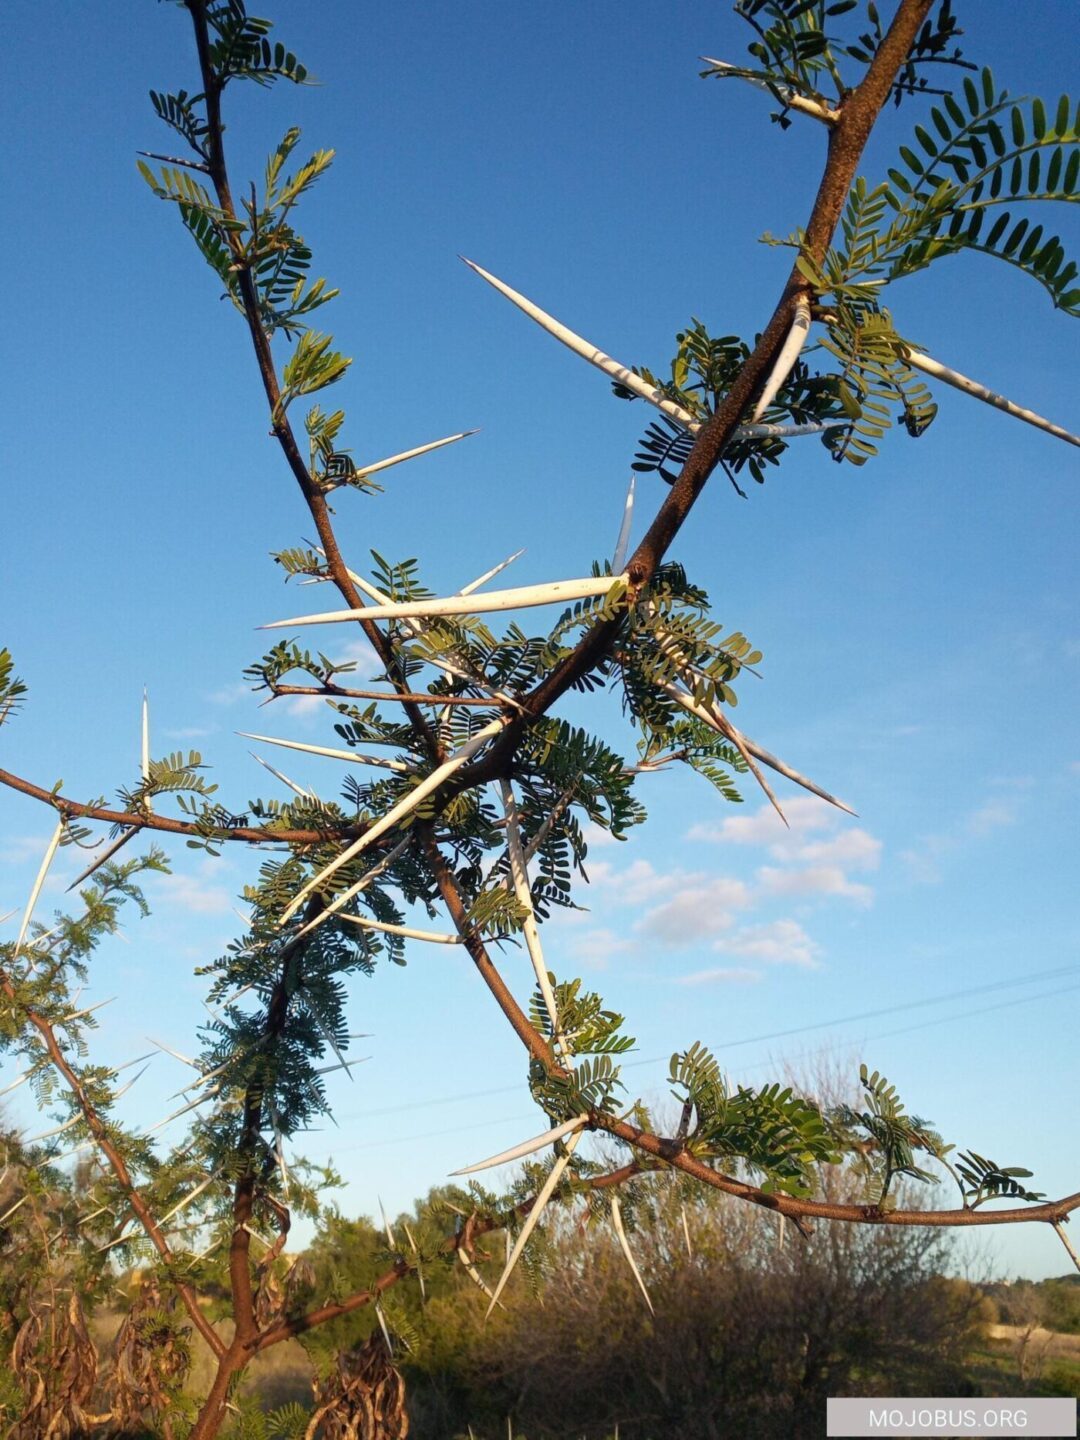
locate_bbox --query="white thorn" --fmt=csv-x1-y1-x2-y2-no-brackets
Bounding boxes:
751,296,811,422
0,908,16,926
97,1224,136,1253
451,1114,589,1177
611,476,636,575
24,1113,82,1144
459,548,527,597
141,688,151,785
14,820,65,961
486,1129,582,1317
0,1067,35,1098
681,1203,693,1261
159,1172,217,1226
237,733,412,772
295,835,413,939
66,828,138,891
905,349,1080,449
462,257,698,428
249,751,316,799
700,58,839,124
61,996,116,1023
374,1300,393,1355
262,575,626,631
500,781,568,1059
379,1195,396,1248
111,1062,151,1101
325,430,479,491
461,258,843,447
280,716,510,923
149,1038,199,1069
310,544,525,711
457,1245,502,1306
337,913,462,945
610,1193,654,1314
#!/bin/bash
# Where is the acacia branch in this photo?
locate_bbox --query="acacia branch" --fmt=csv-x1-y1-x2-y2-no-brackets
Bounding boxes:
0,766,364,846
456,0,938,791
253,1160,642,1351
594,1111,1080,1230
0,975,226,1359
185,0,439,765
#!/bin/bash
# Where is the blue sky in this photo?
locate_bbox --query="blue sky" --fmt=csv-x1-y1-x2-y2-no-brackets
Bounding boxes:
1,1,1077,1280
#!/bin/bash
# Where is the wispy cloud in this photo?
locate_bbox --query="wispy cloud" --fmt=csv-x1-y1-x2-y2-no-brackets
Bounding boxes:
712,918,821,968
152,863,234,916
676,965,763,986
901,792,1019,884
757,864,873,906
638,876,750,946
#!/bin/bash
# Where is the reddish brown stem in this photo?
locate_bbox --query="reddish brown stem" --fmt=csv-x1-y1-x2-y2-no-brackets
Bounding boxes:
1,976,226,1359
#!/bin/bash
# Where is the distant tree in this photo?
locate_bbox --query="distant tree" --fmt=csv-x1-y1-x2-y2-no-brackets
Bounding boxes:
1,2,1078,1436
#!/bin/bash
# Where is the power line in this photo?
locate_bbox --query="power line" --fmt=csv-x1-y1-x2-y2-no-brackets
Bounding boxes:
320,977,1080,1157
331,961,1079,1126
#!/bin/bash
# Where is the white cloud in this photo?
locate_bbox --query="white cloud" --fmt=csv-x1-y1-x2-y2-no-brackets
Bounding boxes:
756,865,873,906
638,876,750,946
163,724,217,740
588,857,679,905
207,681,251,707
787,828,881,871
152,865,234,916
902,793,1019,884
676,966,763,986
688,795,837,847
562,927,632,968
712,918,821,968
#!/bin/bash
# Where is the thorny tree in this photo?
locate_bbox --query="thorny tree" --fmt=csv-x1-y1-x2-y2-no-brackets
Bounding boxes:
1,1,1078,1436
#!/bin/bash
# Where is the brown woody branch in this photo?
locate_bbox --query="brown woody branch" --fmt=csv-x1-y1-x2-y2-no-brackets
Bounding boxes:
0,974,226,1359
0,765,364,846
593,1110,1080,1231
253,1160,643,1351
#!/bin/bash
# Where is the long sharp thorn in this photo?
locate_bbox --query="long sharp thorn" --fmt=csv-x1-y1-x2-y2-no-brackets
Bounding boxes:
325,430,480,491
906,349,1080,449
159,1173,217,1226
1053,1220,1080,1275
610,1193,654,1314
681,1202,693,1260
451,1114,588,1177
237,733,411,772
261,575,626,631
658,680,787,825
111,1062,151,1101
379,1195,396,1248
374,1301,393,1356
740,735,857,816
61,996,116,1023
249,751,315,799
25,1113,82,1144
500,781,567,1056
280,717,509,923
751,296,811,421
149,1038,199,1069
338,913,462,944
141,688,151,784
700,58,838,124
486,1129,582,1318
461,258,699,430
295,835,412,939
15,819,65,960
611,475,636,575
0,1067,35,1098
460,259,843,445
457,1246,501,1305
66,828,138,891
459,548,527,596
0,908,16,926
